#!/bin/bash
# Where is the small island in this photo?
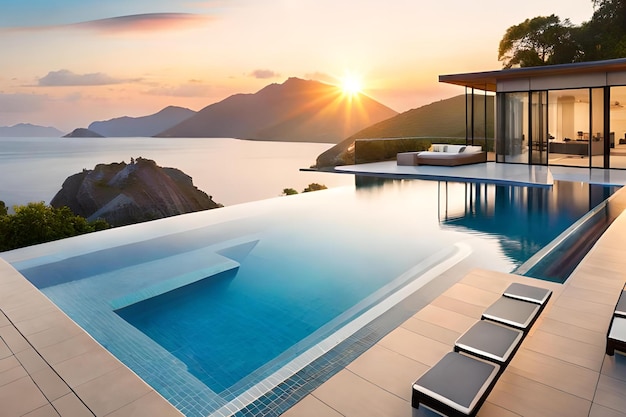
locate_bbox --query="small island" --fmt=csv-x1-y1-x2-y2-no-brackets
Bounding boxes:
63,128,104,138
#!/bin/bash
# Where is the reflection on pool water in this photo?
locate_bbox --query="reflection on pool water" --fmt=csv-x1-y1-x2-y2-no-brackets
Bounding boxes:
2,177,617,416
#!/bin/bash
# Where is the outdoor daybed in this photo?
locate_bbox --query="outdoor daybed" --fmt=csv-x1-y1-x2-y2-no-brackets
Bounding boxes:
397,144,486,166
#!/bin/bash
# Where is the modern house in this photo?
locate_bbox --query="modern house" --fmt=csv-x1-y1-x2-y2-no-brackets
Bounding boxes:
440,58,626,169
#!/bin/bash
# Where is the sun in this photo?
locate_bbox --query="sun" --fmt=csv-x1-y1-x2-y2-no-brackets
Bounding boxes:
340,74,363,96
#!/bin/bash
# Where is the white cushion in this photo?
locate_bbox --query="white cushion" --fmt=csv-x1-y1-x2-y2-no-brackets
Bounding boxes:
464,145,483,154
431,144,447,152
445,145,466,153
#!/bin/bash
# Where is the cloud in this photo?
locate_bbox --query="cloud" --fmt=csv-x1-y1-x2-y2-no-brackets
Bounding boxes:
0,93,46,112
3,13,213,34
73,13,212,34
144,82,212,97
38,70,129,87
249,69,280,79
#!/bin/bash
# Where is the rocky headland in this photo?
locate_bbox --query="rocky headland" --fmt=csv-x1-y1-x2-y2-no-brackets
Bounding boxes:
50,158,221,226
63,128,104,138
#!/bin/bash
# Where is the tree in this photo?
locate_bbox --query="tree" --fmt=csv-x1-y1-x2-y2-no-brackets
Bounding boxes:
579,0,626,60
302,183,327,193
0,202,109,251
498,15,581,68
282,188,298,196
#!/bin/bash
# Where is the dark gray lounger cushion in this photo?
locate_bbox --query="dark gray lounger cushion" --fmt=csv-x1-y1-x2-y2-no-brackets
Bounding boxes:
615,290,626,318
482,296,540,330
455,320,524,363
413,352,500,415
503,283,552,305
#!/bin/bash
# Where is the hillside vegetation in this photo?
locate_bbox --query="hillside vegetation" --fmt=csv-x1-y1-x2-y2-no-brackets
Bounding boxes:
315,94,494,167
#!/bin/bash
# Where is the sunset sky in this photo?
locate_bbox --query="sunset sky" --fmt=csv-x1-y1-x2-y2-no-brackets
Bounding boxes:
0,0,596,132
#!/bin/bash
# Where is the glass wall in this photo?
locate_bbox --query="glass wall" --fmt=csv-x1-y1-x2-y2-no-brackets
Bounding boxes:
496,85,626,169
591,88,605,168
610,86,626,168
530,91,548,165
497,92,529,163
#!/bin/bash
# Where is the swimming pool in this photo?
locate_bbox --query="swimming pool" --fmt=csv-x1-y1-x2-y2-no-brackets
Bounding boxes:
2,177,617,416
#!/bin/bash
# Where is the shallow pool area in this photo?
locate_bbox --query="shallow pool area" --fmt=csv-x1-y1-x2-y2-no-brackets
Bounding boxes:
1,177,618,416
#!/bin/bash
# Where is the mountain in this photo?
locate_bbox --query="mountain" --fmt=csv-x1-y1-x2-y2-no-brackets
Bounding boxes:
157,77,398,143
88,106,196,137
315,94,495,167
0,123,64,137
50,158,221,227
63,128,103,138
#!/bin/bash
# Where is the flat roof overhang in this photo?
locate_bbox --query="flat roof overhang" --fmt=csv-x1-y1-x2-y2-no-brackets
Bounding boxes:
439,57,626,92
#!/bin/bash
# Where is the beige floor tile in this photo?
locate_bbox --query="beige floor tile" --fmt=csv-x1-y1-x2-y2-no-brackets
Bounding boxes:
52,393,94,417
442,283,499,308
539,317,606,347
593,374,626,413
14,310,72,337
73,366,152,416
16,348,49,374
0,312,10,328
0,361,28,387
589,403,626,417
410,304,476,333
5,301,59,325
377,327,449,367
26,319,86,351
457,270,511,294
567,277,620,296
0,336,12,359
561,284,620,306
478,401,521,417
545,305,611,334
0,375,50,417
0,322,31,353
282,395,343,417
347,344,428,402
31,367,71,402
52,349,123,388
401,317,462,345
524,329,605,371
508,349,599,401
0,355,21,373
431,295,484,319
312,370,411,417
23,404,61,417
488,371,591,417
39,332,102,365
103,391,183,417
553,294,615,317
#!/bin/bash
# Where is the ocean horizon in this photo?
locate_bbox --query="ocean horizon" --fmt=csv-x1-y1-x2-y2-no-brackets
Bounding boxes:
0,137,354,210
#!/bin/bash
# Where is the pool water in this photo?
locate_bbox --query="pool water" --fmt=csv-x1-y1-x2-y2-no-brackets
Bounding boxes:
2,177,617,416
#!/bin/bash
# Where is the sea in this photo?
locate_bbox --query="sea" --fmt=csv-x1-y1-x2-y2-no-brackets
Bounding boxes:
0,137,354,210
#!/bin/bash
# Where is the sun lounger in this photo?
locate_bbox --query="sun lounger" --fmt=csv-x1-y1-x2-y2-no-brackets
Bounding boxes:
454,320,524,365
411,282,551,416
503,283,552,305
482,296,541,331
606,316,626,356
412,352,500,417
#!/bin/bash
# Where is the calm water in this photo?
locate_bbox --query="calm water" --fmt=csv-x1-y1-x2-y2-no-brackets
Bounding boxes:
0,136,353,208
3,177,616,417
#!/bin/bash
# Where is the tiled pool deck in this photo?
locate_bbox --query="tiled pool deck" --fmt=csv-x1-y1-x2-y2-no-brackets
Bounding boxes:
1,163,626,416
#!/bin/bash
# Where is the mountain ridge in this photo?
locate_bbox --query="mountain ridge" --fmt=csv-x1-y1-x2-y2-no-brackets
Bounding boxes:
88,105,196,137
0,123,64,137
157,77,398,143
